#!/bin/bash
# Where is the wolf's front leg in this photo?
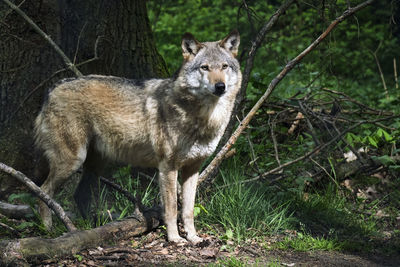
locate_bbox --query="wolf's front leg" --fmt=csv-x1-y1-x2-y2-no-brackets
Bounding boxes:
158,163,185,243
181,163,203,244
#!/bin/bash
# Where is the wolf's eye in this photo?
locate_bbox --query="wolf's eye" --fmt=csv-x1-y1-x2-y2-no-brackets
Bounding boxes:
222,64,229,70
200,65,209,71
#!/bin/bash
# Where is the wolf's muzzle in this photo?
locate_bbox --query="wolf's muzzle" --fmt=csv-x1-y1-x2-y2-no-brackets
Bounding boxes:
214,82,226,96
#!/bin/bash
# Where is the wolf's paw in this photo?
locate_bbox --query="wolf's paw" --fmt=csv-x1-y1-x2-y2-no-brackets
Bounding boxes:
168,235,188,245
187,235,203,245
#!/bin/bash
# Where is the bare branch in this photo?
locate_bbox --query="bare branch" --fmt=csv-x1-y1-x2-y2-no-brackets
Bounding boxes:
394,58,398,89
199,0,376,184
236,0,296,108
0,162,76,232
2,0,83,77
223,115,399,187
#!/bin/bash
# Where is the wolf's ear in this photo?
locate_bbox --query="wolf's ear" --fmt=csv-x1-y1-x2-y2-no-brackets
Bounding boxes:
219,30,240,57
182,33,203,61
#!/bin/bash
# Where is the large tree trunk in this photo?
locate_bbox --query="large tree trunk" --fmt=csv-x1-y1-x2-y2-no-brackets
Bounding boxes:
0,1,63,195
0,0,168,197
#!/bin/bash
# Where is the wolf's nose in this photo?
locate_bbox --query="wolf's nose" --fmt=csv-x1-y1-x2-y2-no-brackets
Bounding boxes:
214,82,226,96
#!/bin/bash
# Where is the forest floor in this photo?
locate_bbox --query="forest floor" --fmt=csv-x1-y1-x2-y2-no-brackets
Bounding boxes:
34,229,400,267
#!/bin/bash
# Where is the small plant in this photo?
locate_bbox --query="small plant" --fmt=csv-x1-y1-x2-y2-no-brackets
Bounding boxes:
73,254,83,262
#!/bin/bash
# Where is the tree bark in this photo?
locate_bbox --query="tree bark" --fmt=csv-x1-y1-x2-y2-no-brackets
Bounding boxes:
0,0,62,195
0,0,167,197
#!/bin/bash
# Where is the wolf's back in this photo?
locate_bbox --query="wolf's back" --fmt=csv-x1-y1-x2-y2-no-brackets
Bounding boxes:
34,75,162,166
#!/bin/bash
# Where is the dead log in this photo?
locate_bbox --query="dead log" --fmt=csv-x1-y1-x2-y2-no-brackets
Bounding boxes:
0,201,34,220
0,208,161,266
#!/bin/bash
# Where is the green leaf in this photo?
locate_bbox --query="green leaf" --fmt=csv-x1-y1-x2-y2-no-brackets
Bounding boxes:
367,136,378,148
194,206,201,217
225,229,234,240
376,128,383,138
73,254,83,262
382,130,393,141
373,155,395,166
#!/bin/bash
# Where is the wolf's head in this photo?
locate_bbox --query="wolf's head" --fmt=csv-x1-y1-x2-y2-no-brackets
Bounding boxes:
178,30,241,99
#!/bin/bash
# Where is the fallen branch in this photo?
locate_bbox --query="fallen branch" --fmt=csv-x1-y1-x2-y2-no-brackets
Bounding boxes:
0,201,34,219
2,0,82,77
0,208,160,265
199,0,375,184
0,162,76,232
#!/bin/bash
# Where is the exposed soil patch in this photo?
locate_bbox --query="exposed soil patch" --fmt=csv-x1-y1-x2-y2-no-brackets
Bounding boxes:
34,230,400,266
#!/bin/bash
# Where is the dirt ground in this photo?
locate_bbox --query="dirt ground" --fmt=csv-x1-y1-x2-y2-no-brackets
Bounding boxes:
35,230,400,267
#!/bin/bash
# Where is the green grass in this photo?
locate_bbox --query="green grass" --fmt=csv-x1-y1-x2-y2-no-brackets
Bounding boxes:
199,159,294,243
274,233,345,251
208,257,281,267
76,165,158,228
290,184,379,239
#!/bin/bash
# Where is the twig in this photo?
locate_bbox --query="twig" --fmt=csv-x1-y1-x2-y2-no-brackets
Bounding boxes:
320,87,393,115
0,162,76,231
394,58,398,89
0,222,20,237
241,0,257,35
198,0,375,184
99,176,136,203
73,22,88,65
371,42,388,98
269,116,281,166
310,157,339,186
2,0,82,77
246,130,259,168
99,176,145,218
298,100,321,146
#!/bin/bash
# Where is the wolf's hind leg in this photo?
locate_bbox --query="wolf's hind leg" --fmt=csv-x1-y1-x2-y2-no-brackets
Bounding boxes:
181,163,203,244
39,149,86,229
74,149,105,219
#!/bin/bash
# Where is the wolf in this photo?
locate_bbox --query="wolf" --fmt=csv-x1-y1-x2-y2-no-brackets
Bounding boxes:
34,30,241,244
